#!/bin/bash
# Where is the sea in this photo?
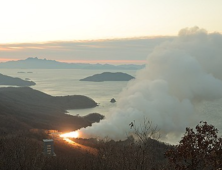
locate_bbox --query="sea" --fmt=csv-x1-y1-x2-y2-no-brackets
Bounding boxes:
1,69,222,136
0,69,137,117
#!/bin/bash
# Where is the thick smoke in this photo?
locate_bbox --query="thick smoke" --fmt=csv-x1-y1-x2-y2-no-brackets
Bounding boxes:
79,27,222,143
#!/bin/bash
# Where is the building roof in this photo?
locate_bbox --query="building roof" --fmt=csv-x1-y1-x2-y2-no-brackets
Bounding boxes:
43,139,54,142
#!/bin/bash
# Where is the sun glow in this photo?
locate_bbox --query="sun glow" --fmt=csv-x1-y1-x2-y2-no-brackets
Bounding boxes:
60,131,79,138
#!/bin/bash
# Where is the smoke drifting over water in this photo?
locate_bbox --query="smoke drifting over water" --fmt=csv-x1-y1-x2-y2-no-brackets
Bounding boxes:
79,27,222,143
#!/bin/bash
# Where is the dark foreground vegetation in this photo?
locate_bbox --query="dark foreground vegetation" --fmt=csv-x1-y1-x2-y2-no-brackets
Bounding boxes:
165,121,222,169
0,87,221,169
0,120,172,170
1,119,222,169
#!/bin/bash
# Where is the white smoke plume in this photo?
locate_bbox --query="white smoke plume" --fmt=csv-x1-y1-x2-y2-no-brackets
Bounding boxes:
79,27,222,143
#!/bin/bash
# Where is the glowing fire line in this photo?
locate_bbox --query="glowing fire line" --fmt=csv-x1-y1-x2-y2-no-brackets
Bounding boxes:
60,131,79,138
60,131,98,154
63,137,75,144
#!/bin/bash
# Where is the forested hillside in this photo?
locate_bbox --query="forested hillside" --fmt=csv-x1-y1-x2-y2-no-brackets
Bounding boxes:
0,87,99,132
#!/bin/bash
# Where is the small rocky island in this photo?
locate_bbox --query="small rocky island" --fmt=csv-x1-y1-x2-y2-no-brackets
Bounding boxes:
0,73,36,86
110,98,116,103
80,72,134,82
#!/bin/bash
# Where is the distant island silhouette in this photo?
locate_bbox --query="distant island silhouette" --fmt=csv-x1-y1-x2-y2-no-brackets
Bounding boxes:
0,73,36,86
80,72,135,82
0,57,144,70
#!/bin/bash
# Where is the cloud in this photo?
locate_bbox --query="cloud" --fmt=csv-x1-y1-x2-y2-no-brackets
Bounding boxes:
0,37,173,63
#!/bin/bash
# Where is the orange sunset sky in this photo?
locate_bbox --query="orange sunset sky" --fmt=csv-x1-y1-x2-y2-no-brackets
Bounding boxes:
0,0,222,64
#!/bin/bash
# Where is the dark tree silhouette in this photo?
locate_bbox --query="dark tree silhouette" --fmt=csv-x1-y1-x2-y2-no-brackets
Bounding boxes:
165,121,222,170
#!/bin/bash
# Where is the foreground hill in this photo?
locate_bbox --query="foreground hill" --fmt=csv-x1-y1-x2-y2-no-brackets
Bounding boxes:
80,72,135,82
0,89,173,170
0,87,100,132
0,73,35,86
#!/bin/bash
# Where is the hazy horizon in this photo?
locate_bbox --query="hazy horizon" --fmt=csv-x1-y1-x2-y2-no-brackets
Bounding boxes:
1,0,222,65
0,36,173,64
0,58,146,65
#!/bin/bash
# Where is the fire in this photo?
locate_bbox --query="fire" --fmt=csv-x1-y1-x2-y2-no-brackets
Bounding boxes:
63,138,75,144
60,131,79,138
59,131,98,155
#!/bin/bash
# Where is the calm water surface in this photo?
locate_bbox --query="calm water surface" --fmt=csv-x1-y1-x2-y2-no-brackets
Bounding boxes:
0,69,137,116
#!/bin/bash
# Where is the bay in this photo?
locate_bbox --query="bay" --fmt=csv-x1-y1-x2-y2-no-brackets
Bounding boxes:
0,69,137,116
0,69,221,136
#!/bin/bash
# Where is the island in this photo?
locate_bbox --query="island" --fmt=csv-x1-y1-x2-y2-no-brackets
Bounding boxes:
110,98,116,103
80,72,134,82
83,113,105,123
0,73,36,86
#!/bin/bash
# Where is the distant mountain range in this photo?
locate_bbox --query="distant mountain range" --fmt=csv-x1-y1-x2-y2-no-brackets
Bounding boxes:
0,57,145,70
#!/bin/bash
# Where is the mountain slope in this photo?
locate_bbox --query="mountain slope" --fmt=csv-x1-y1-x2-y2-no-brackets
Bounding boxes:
0,73,35,86
0,87,99,131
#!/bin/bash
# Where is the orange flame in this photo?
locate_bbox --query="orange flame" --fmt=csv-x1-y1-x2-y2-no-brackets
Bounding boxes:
60,131,79,138
63,137,75,144
60,131,98,154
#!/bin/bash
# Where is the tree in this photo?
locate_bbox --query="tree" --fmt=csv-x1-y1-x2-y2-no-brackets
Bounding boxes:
129,118,169,170
165,121,222,170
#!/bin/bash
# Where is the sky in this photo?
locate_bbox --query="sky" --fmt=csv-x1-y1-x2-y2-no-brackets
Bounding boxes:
0,0,222,63
0,37,173,64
